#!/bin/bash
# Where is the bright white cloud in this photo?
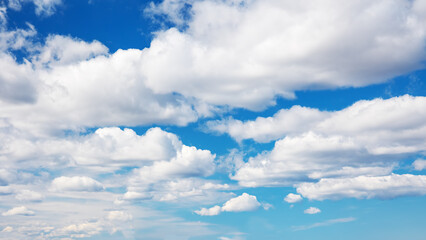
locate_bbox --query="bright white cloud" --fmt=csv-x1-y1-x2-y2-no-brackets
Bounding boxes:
34,35,108,66
0,127,189,173
208,95,426,146
130,145,215,183
2,206,35,216
0,47,200,135
304,207,321,214
413,159,426,171
232,132,393,187
141,0,426,110
8,0,62,16
284,193,302,203
195,205,222,216
207,106,328,143
297,174,426,200
51,176,104,192
195,193,261,216
219,95,426,187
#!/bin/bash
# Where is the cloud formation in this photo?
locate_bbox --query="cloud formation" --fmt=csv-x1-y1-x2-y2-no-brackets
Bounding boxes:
284,193,302,203
297,174,426,200
51,176,104,192
2,206,35,216
195,193,261,216
142,0,426,110
212,96,426,191
304,207,321,214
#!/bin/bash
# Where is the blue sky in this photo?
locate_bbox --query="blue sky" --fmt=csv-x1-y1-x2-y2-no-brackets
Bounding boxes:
1,0,426,239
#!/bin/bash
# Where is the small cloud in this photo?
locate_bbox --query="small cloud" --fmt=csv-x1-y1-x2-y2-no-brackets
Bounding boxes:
284,193,302,203
195,193,261,216
261,202,273,210
304,207,321,214
2,206,35,216
123,191,151,200
1,226,13,232
413,159,426,171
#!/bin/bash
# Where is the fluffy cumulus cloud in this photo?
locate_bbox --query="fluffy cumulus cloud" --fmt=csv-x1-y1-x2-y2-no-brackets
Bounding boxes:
231,132,394,187
0,127,191,173
211,95,426,191
51,176,104,192
297,174,426,200
195,193,261,216
413,159,426,171
284,193,302,203
0,27,206,136
0,45,201,135
2,206,35,216
142,0,426,110
304,207,321,214
208,95,426,145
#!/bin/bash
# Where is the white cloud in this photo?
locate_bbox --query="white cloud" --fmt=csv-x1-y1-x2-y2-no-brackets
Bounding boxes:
284,193,302,203
130,145,215,184
51,176,104,192
0,127,191,173
194,205,222,216
297,174,426,200
195,193,261,216
208,95,426,146
32,0,62,16
292,217,356,231
7,0,62,16
2,206,35,216
15,190,44,201
140,0,426,110
304,207,321,214
207,106,328,143
1,226,13,232
231,132,392,187
413,159,426,171
221,193,261,212
60,221,103,238
220,95,426,187
0,47,200,135
106,211,133,222
34,35,108,66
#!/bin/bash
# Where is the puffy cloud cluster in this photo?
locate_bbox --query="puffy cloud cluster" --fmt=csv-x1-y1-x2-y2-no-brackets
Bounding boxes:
195,193,261,216
208,95,426,195
208,95,426,146
142,0,426,110
297,174,426,200
7,0,62,16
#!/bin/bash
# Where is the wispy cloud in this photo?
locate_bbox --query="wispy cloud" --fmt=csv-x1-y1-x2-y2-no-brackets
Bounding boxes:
292,217,356,231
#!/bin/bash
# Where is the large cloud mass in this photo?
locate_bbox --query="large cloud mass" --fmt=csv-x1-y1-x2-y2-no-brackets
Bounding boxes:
143,0,426,109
